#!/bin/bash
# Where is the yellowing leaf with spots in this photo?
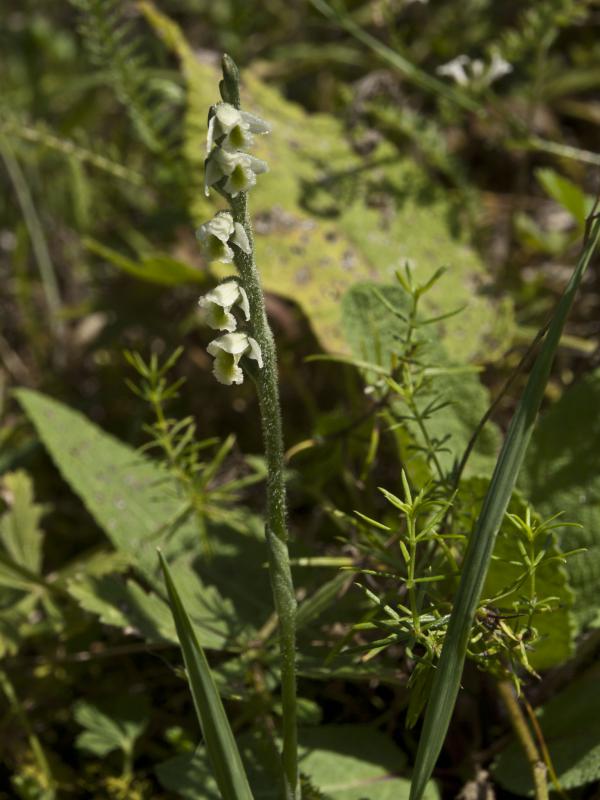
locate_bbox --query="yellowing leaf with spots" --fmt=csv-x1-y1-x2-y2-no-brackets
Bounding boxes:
142,3,512,358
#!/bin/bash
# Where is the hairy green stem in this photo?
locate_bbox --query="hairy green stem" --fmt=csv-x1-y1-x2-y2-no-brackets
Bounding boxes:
221,55,299,800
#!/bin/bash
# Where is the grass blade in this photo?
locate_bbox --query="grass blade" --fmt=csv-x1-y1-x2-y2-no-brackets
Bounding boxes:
410,215,600,800
158,550,255,800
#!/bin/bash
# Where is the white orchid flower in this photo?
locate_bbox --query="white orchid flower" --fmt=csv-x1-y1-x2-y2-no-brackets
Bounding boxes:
205,148,268,197
198,280,250,333
197,212,251,262
206,332,263,385
207,103,271,153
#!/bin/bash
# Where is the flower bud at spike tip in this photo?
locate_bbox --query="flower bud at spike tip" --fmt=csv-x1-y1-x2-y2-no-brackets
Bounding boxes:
220,54,240,108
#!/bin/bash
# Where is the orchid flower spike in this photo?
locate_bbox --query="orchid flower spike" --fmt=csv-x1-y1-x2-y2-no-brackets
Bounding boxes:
204,148,268,197
206,332,263,385
207,103,270,153
198,280,250,332
197,211,251,262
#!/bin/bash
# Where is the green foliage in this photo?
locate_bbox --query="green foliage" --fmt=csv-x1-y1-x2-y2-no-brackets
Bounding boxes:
74,696,149,760
0,471,45,575
460,479,575,671
341,276,501,480
410,217,600,800
84,238,205,286
2,3,600,798
519,368,600,629
70,0,175,153
141,3,512,358
16,388,272,649
159,551,255,800
157,724,440,799
494,665,600,792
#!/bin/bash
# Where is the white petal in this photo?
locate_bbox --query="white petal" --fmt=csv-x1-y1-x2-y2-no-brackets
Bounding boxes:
238,286,250,321
212,350,244,385
246,337,263,369
201,302,237,332
208,212,235,242
207,332,250,356
214,103,243,133
232,222,251,254
488,52,512,83
206,114,217,154
215,148,243,175
201,280,241,311
437,56,470,86
240,110,271,135
204,154,224,194
247,154,269,175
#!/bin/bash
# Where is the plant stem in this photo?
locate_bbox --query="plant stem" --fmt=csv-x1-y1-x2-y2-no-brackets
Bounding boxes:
222,55,299,800
0,669,55,796
497,680,548,800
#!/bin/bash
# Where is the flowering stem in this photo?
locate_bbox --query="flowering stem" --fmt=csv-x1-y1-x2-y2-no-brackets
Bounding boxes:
221,55,299,800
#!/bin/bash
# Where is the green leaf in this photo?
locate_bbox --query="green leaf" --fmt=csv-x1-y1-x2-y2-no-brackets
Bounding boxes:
0,471,44,574
74,696,149,758
84,237,204,286
158,551,255,800
16,389,265,650
157,725,439,800
141,4,512,359
519,367,600,630
536,168,588,227
410,218,600,800
494,664,600,792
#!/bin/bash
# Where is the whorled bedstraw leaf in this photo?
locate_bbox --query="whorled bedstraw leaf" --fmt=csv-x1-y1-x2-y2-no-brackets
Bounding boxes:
494,664,600,792
456,478,574,670
341,282,500,479
518,368,600,631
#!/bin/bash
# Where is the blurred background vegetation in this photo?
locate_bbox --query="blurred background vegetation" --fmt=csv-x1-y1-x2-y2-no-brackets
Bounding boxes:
1,1,600,797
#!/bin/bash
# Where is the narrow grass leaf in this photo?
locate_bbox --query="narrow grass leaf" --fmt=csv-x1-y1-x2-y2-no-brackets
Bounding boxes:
410,216,600,800
158,551,254,800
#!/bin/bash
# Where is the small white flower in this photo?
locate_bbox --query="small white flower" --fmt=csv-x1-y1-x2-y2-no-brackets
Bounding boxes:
207,103,271,153
206,332,263,385
197,212,252,262
437,55,470,86
198,280,250,332
487,51,512,84
205,148,268,197
437,52,512,88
